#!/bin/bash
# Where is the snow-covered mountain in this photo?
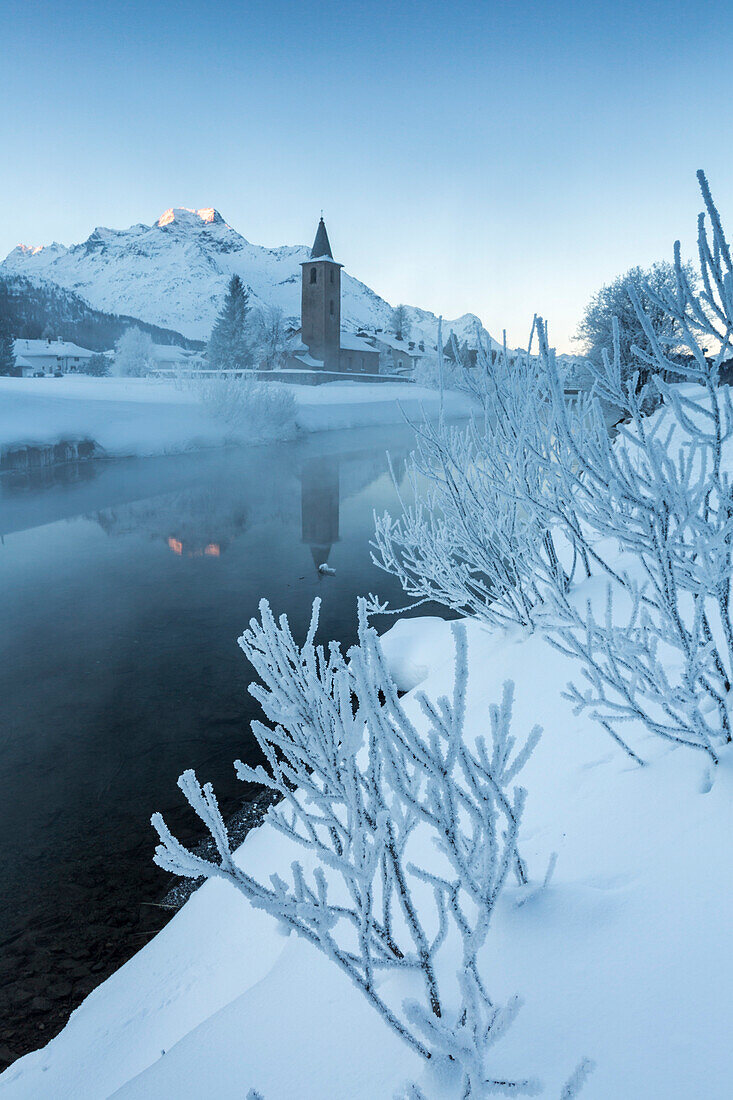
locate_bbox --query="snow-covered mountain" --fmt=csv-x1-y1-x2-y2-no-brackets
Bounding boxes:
1,207,491,348
0,272,201,350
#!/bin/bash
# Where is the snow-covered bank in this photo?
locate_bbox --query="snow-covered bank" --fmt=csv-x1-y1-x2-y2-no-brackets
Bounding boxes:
1,601,730,1099
293,381,475,432
0,377,475,458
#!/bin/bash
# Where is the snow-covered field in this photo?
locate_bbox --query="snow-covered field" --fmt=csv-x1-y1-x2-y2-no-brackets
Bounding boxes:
0,592,729,1099
0,376,475,457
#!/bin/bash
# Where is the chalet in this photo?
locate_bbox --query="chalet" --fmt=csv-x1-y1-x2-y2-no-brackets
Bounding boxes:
13,337,100,376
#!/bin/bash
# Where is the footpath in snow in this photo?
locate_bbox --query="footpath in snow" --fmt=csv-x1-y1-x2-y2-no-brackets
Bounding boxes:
0,376,475,458
1,595,730,1099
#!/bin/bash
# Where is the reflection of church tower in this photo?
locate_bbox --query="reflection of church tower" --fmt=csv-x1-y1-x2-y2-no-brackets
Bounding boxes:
300,218,343,371
301,456,340,572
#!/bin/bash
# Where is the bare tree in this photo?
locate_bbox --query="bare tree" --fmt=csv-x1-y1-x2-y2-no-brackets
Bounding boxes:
576,260,696,383
253,304,288,370
391,304,411,341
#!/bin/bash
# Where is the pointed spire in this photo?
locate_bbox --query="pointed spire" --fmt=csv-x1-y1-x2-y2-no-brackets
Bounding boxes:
311,217,334,259
309,543,333,573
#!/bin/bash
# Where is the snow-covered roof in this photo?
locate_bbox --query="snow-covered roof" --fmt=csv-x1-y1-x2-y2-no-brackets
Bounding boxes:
13,338,96,358
150,345,192,362
371,333,427,357
311,218,333,259
299,255,344,268
340,333,377,353
291,352,325,368
285,332,309,355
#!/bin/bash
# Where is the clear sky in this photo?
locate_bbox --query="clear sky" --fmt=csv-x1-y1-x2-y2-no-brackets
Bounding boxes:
3,0,732,351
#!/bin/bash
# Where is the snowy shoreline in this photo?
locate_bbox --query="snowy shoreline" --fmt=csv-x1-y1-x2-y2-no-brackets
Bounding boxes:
3,371,731,1098
0,376,476,460
1,606,730,1098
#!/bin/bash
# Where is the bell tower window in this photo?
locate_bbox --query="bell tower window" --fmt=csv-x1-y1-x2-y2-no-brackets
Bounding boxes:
329,300,335,316
330,270,334,284
310,267,317,284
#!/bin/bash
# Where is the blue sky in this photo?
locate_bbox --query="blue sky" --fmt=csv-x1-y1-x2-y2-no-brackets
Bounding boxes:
3,0,732,350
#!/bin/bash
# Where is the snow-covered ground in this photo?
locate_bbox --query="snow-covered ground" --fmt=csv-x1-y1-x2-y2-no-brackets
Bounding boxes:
1,573,730,1098
0,376,475,457
3,367,731,1098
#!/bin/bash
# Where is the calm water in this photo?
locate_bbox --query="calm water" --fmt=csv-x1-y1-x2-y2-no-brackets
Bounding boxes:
0,422,445,1060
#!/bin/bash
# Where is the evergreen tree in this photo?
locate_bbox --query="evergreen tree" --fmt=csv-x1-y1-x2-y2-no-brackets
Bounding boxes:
0,323,17,376
207,275,252,370
82,352,111,376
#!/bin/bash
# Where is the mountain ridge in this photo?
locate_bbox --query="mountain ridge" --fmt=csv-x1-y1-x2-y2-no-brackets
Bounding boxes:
2,208,493,349
0,272,203,352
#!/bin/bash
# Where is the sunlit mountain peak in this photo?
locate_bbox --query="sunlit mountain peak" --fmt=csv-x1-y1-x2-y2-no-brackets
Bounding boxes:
157,207,220,228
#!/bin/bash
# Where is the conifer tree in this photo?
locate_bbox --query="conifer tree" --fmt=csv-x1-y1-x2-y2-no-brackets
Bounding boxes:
207,275,252,370
0,324,17,376
83,352,111,376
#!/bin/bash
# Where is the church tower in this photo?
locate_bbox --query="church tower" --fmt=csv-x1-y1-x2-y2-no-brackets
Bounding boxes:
300,217,343,371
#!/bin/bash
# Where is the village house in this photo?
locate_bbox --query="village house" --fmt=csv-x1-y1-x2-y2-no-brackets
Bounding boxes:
148,345,197,370
362,331,427,375
13,337,102,376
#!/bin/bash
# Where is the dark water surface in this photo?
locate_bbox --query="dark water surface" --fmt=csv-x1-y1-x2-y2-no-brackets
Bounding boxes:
0,423,442,1063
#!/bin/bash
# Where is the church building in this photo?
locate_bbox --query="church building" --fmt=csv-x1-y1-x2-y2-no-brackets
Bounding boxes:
287,218,381,376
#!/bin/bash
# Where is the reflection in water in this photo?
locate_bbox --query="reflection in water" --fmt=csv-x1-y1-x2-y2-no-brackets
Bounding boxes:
83,446,390,570
93,488,250,558
0,459,97,497
0,422,450,1060
301,455,340,571
167,538,221,557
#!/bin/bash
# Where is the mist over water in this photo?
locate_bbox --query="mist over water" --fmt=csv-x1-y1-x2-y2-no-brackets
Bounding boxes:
0,423,449,1055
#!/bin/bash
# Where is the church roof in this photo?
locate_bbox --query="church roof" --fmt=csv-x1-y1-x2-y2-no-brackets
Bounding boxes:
311,217,334,259
339,332,377,352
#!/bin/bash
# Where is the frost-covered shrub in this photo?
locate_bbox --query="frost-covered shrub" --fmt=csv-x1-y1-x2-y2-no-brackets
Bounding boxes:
373,330,590,630
374,172,733,767
196,373,297,441
536,173,733,764
412,349,464,391
373,418,546,629
152,599,540,1086
410,324,470,392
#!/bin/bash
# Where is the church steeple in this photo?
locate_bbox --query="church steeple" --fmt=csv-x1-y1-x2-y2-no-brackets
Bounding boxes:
311,217,334,260
300,216,343,371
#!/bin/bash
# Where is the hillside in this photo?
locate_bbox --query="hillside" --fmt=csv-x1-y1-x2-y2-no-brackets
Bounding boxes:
0,274,201,351
1,208,491,347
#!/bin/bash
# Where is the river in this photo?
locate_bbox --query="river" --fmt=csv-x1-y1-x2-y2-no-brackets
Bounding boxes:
0,422,449,1064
